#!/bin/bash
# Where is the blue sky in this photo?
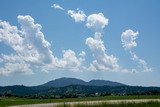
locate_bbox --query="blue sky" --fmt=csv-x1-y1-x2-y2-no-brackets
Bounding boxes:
0,0,160,86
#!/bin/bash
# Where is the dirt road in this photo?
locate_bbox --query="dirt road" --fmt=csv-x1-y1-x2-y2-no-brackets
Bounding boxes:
10,99,160,107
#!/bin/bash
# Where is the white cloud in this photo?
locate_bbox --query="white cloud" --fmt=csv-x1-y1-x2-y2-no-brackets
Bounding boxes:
51,4,64,10
62,10,120,72
86,32,119,72
66,11,120,71
17,15,54,64
130,51,152,72
0,10,152,75
58,49,85,70
53,7,152,73
86,13,108,31
84,13,126,72
67,9,86,22
0,15,55,75
42,50,86,72
0,20,23,52
0,62,33,76
121,29,152,72
0,15,86,75
79,51,86,60
121,29,139,50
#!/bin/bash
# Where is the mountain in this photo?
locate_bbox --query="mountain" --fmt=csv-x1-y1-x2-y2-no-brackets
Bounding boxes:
1,78,160,99
41,77,126,87
88,80,125,86
41,77,87,87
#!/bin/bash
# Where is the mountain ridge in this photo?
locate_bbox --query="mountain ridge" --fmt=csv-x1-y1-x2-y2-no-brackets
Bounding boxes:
1,77,160,99
40,77,126,87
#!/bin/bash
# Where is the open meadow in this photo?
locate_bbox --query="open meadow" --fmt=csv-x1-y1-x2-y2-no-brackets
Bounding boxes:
1,95,160,107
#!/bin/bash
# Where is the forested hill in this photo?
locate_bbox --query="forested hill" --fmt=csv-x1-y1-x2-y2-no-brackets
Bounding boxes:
0,78,160,99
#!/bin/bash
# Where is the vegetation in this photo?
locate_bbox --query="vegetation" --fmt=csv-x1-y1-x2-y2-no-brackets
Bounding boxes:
1,85,160,99
57,101,160,107
0,78,160,106
1,78,160,99
0,95,160,107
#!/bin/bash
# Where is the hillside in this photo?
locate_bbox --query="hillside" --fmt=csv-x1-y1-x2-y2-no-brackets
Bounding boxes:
0,77,160,99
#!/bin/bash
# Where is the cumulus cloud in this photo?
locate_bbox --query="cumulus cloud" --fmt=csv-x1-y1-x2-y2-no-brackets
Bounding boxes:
121,29,152,72
84,13,121,72
86,13,108,31
1,9,152,75
42,50,86,72
56,8,120,72
17,15,54,64
86,32,119,72
121,29,139,50
67,9,86,22
54,9,116,72
0,20,23,52
51,4,64,10
130,51,152,72
0,62,33,76
0,15,54,75
57,50,85,70
0,15,85,75
53,7,152,73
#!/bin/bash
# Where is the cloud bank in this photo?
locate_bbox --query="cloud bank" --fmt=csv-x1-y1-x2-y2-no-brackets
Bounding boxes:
0,5,153,75
0,15,85,75
60,5,152,73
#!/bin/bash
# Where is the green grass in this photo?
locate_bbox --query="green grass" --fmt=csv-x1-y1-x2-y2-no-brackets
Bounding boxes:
58,102,160,107
0,95,160,107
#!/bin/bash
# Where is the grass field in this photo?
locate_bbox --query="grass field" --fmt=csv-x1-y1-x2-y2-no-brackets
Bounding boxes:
0,95,160,107
58,101,160,107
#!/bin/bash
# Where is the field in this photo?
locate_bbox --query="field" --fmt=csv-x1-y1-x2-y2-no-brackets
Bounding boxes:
57,101,160,107
1,95,160,107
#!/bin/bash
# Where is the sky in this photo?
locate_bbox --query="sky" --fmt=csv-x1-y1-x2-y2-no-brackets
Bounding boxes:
0,0,160,86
